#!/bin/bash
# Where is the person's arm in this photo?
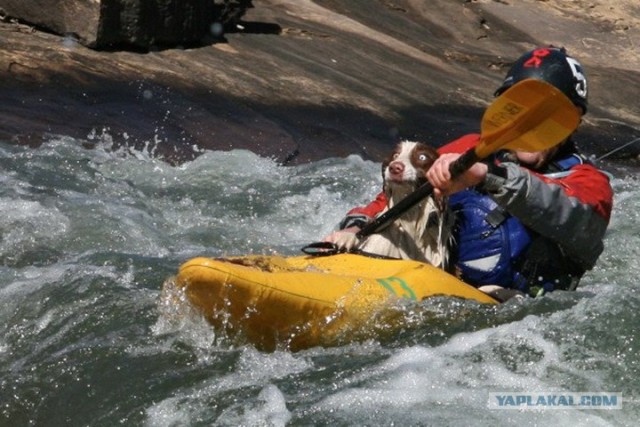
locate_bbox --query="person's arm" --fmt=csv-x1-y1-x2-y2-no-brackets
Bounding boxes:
480,163,613,270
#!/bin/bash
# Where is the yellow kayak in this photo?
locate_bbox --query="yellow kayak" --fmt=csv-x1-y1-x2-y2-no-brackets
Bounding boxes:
171,253,497,351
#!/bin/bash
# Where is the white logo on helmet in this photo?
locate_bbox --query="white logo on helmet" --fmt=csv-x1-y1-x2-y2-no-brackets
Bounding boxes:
566,57,588,99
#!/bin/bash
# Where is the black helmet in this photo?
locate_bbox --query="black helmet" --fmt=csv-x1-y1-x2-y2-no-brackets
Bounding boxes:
495,47,588,113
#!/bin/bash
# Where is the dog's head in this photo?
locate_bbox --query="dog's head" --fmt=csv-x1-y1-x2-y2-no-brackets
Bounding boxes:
368,140,451,269
382,141,439,192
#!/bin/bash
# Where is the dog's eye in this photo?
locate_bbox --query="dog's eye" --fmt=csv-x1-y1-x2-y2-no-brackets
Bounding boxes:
417,154,428,162
392,153,399,159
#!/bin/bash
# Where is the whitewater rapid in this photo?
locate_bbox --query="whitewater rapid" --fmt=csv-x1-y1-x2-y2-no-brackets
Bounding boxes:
0,136,637,425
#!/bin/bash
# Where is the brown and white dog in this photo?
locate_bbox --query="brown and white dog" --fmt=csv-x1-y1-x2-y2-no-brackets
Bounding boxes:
331,141,453,269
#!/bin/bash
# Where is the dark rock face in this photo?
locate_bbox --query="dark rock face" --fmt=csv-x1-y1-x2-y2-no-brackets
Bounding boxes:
0,1,99,44
98,0,213,48
0,0,251,49
0,0,639,166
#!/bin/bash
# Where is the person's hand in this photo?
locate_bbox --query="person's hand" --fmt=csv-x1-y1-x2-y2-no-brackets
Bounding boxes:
426,153,488,197
322,226,361,251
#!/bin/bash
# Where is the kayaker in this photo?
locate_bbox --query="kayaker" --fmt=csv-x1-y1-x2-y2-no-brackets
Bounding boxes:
324,47,614,299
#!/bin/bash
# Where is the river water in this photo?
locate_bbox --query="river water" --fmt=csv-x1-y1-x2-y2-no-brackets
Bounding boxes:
0,134,637,426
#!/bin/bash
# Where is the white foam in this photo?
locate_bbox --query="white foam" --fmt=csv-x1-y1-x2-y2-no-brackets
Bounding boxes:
145,347,308,426
0,198,70,255
145,396,192,427
215,384,292,426
313,312,621,424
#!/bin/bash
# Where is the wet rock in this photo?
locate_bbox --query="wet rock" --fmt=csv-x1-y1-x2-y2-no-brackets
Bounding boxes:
0,0,252,49
0,0,638,166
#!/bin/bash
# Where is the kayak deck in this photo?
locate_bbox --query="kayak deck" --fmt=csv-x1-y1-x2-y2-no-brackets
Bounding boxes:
171,253,497,351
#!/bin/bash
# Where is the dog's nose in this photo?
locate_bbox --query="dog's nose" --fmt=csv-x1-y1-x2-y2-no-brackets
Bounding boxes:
389,161,404,175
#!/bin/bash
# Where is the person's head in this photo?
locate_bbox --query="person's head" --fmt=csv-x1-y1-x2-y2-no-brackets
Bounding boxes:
511,148,558,170
496,47,588,168
495,46,588,115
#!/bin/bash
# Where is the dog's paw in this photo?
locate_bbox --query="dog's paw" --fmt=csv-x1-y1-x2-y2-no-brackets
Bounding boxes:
323,230,360,251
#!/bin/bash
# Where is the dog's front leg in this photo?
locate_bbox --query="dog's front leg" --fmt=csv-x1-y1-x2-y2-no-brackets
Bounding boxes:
322,226,361,251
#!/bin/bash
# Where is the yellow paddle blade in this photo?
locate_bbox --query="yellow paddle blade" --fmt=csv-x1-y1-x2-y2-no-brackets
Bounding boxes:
476,79,581,158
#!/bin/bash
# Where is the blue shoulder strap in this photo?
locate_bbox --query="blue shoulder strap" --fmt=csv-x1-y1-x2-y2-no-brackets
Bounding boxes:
553,153,587,169
544,153,588,179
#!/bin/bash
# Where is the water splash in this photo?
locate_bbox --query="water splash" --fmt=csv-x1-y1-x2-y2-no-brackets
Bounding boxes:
0,136,637,425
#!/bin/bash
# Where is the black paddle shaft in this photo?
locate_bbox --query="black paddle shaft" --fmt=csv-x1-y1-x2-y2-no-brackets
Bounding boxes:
356,149,479,239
